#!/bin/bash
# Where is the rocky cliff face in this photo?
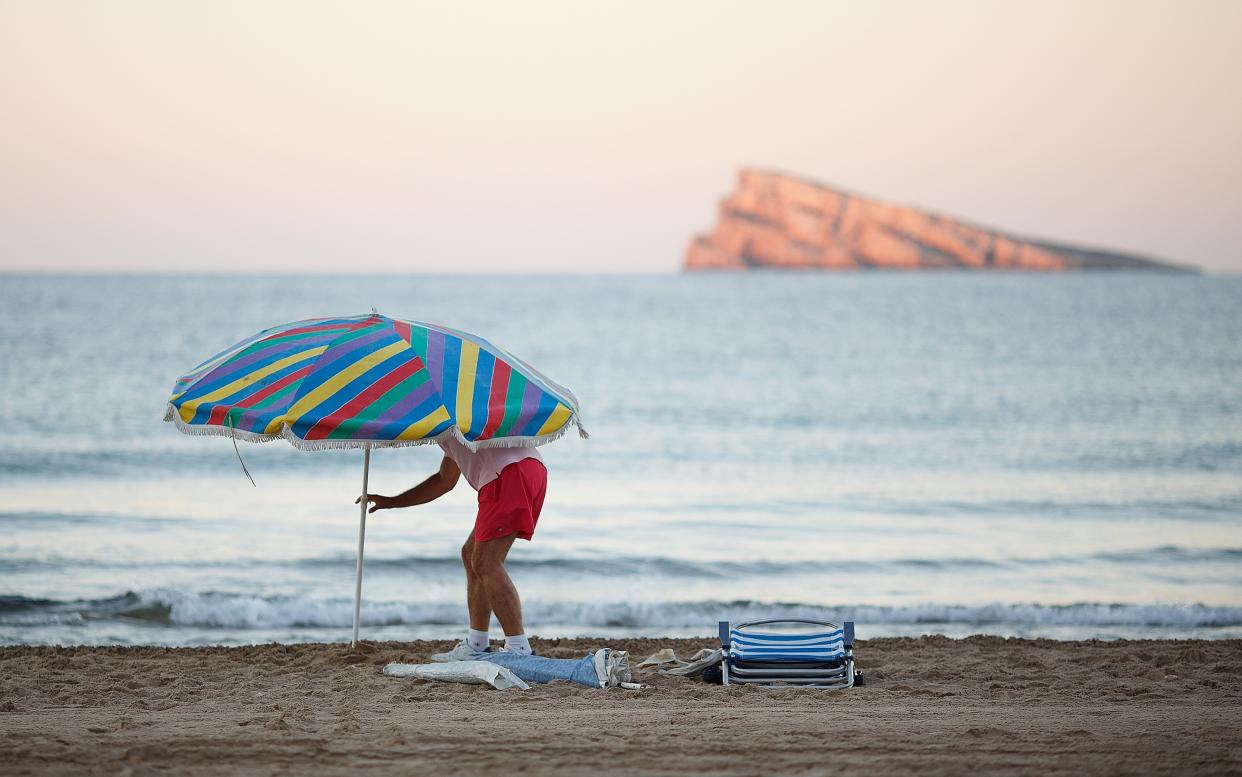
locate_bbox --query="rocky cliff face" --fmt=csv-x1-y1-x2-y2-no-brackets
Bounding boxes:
685,170,1186,271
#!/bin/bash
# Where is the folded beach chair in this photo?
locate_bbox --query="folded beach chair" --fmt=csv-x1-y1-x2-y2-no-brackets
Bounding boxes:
719,619,858,689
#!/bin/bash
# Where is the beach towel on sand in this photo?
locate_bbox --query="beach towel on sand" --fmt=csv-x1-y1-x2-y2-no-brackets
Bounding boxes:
383,661,530,690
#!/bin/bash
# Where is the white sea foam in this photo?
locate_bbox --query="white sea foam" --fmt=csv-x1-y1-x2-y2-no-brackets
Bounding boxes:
111,589,1242,630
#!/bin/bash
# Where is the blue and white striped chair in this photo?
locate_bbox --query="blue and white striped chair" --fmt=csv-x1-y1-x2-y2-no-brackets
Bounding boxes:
719,619,858,689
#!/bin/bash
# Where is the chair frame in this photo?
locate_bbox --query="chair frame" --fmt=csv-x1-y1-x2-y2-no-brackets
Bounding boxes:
719,618,856,689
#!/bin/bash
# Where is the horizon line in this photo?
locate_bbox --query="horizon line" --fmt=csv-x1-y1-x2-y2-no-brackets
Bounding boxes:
3,268,1238,277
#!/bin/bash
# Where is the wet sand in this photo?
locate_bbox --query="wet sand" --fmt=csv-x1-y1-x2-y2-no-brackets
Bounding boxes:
2,636,1240,775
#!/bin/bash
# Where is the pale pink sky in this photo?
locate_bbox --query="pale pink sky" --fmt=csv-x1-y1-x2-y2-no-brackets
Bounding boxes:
2,0,1240,272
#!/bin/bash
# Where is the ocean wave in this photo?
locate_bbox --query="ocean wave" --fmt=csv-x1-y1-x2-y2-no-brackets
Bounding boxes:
3,545,1239,578
3,590,1240,631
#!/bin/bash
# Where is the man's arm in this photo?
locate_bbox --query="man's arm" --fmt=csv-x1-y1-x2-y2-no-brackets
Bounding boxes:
356,456,461,513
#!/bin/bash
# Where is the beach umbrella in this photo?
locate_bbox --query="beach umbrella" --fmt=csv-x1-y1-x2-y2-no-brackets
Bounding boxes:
165,312,585,645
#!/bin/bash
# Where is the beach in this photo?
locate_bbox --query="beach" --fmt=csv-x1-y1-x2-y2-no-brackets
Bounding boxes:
4,3,1241,773
3,636,1239,775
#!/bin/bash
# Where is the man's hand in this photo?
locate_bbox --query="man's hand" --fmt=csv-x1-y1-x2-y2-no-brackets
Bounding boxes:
356,493,397,513
354,459,460,514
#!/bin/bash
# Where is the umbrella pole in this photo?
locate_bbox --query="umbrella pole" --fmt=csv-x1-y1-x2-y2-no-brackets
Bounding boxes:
351,446,371,648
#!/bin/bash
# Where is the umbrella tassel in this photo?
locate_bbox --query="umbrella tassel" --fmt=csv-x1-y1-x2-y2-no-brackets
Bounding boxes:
227,416,257,487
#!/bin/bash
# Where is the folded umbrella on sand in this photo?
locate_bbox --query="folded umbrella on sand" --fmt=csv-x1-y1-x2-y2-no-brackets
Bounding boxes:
165,312,586,645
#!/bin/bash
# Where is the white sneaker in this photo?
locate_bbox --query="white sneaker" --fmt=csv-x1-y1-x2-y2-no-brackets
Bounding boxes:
431,640,490,662
592,649,632,688
499,646,534,656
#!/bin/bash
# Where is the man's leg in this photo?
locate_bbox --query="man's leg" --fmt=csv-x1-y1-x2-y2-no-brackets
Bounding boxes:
461,533,492,632
470,535,523,637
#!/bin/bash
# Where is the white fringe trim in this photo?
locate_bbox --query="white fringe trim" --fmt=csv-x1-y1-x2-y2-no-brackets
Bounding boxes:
164,403,588,452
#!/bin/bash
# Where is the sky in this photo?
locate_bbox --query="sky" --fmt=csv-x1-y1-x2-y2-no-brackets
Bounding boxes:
1,0,1240,273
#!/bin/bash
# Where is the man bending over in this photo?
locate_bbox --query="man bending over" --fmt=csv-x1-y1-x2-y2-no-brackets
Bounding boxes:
359,436,546,659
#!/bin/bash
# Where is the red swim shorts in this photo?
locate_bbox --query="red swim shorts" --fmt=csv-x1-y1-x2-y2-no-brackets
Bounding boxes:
474,458,547,542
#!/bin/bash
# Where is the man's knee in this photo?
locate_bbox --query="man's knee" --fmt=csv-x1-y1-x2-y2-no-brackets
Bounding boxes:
470,543,508,576
471,553,503,576
460,540,476,576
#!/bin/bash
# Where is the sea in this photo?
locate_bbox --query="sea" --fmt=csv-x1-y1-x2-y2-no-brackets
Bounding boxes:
1,272,1240,646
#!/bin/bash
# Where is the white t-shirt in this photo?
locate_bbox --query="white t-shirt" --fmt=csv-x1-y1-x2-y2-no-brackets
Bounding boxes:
438,436,543,491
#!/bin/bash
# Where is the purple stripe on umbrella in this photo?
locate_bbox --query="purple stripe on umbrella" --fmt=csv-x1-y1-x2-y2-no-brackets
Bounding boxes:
507,380,544,437
238,411,277,435
426,330,445,395
348,378,442,439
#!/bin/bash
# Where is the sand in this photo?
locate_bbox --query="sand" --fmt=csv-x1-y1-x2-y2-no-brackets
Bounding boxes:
1,636,1239,776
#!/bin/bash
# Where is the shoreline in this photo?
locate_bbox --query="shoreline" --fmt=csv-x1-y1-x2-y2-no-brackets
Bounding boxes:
3,636,1239,775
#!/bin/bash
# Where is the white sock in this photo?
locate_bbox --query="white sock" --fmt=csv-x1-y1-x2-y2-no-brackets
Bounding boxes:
503,634,532,655
467,628,490,652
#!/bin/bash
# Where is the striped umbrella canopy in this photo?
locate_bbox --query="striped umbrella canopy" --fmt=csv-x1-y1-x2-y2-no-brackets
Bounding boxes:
165,312,585,450
164,312,584,645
